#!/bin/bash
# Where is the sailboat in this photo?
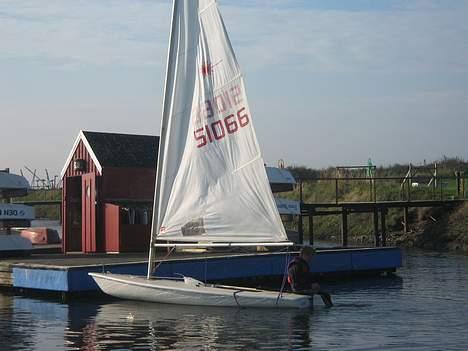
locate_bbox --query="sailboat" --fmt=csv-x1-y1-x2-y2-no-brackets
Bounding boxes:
89,0,311,309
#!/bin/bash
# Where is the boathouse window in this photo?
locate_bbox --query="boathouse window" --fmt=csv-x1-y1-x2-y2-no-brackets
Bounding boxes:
120,206,152,225
73,159,86,172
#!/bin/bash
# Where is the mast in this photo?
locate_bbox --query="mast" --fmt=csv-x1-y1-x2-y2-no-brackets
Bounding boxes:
147,0,178,279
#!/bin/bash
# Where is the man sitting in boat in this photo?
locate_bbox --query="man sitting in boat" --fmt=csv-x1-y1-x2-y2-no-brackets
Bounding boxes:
288,246,333,307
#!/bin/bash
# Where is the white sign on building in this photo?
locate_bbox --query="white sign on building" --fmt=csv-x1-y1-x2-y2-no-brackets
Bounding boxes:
0,204,35,220
275,198,300,215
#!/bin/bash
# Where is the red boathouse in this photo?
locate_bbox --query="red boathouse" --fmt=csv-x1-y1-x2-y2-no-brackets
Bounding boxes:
60,130,159,253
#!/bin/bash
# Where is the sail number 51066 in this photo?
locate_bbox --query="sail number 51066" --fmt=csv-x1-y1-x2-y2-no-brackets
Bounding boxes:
194,107,249,148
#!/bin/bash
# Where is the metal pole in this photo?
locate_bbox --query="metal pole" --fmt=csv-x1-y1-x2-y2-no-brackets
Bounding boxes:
147,0,178,279
298,180,304,245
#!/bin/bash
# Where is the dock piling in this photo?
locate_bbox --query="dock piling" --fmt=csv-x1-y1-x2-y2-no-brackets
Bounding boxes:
341,208,348,247
373,209,380,247
456,171,462,198
381,209,387,247
403,207,409,233
308,209,314,246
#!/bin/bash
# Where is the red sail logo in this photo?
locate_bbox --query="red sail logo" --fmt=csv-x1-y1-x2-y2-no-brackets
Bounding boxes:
201,60,222,77
201,63,213,76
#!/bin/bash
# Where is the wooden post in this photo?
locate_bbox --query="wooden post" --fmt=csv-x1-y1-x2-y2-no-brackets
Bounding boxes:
407,176,411,202
373,209,380,247
373,179,377,202
456,171,461,199
462,172,465,198
298,215,303,245
381,208,387,247
299,180,303,203
440,176,443,200
335,178,339,204
308,209,314,246
403,206,409,233
408,164,412,202
341,208,348,247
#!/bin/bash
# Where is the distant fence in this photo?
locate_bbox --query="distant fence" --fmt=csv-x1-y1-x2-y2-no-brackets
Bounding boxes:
297,175,467,204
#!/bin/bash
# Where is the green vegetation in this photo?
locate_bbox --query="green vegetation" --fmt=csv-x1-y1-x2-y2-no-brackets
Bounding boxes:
13,189,61,219
283,157,468,252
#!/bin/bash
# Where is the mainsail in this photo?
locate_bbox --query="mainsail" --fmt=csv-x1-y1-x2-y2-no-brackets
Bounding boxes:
151,0,287,244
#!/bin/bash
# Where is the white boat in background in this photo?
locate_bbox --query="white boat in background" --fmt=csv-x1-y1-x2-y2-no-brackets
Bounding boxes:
266,167,297,193
90,0,311,309
0,204,35,221
0,170,33,256
0,234,33,256
0,170,29,198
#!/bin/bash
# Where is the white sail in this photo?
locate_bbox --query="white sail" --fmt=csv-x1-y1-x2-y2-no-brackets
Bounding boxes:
152,0,287,244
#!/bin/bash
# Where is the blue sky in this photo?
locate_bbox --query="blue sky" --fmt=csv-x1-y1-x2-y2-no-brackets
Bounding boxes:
1,0,468,178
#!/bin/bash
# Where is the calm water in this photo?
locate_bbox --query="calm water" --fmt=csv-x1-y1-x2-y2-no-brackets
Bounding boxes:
1,250,467,351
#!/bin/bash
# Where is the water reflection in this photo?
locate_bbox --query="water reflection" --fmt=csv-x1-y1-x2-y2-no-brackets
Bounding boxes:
0,293,36,351
0,276,407,351
62,301,319,350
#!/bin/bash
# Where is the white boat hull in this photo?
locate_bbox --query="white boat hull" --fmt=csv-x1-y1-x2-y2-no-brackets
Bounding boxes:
0,234,33,256
0,172,29,197
89,273,312,309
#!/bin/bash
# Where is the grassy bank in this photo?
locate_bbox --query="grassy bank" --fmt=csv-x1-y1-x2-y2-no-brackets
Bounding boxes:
13,189,61,220
396,202,468,252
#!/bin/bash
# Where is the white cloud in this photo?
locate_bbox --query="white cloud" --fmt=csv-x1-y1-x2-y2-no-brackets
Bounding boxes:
222,0,468,73
1,0,467,73
0,0,171,68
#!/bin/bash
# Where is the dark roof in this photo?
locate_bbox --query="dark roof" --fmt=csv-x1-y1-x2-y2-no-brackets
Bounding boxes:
83,131,159,168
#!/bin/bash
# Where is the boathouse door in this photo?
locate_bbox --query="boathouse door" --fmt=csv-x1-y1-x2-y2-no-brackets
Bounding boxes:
64,176,82,252
82,173,97,253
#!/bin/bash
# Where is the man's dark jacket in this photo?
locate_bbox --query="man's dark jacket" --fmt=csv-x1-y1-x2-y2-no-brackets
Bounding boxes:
287,256,312,291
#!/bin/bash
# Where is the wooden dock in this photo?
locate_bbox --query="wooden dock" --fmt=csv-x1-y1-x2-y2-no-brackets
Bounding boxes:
0,247,402,294
296,170,468,247
0,262,13,287
300,199,464,247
